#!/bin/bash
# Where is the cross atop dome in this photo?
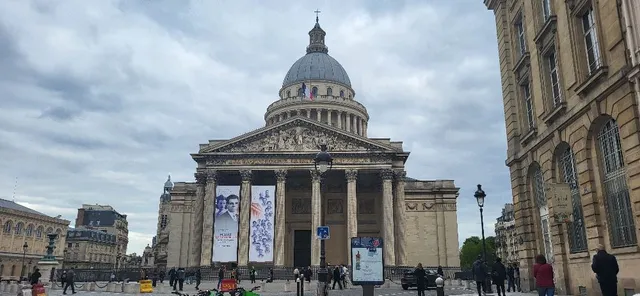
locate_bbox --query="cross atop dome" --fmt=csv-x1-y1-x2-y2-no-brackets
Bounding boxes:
307,10,328,54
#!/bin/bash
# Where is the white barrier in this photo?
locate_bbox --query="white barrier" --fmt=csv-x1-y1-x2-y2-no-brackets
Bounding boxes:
123,282,140,294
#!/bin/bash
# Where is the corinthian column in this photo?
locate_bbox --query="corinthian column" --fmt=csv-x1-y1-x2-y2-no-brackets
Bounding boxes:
238,170,252,266
380,169,396,266
394,170,407,266
310,170,322,266
274,169,287,266
191,172,206,267
200,170,217,266
345,169,358,264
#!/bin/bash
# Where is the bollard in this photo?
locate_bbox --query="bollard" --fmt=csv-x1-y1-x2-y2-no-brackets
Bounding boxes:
435,277,445,296
296,277,301,296
300,276,304,296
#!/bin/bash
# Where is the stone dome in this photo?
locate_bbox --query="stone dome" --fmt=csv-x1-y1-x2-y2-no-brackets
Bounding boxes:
282,52,352,88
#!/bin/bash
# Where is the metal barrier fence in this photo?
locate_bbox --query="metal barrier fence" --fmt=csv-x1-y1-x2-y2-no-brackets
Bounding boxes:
52,266,461,282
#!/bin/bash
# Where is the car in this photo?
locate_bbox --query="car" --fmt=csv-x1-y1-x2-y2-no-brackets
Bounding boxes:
400,269,439,290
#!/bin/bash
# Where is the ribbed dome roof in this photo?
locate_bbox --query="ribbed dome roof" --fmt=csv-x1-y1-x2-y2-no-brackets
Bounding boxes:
282,52,351,87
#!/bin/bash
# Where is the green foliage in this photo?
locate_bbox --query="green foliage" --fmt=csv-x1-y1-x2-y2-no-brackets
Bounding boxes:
459,236,497,270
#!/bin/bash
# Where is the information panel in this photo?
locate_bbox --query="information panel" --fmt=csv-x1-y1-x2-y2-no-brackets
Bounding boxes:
350,237,385,286
212,185,241,262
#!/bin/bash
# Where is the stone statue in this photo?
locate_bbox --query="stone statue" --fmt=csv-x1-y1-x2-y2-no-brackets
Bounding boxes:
43,233,58,261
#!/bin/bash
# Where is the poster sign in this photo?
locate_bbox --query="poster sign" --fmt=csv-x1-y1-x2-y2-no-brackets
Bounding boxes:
350,237,385,286
249,185,275,262
213,185,241,262
544,183,573,223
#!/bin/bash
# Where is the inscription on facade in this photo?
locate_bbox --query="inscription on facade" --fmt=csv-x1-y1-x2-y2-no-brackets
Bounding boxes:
206,157,386,166
171,204,193,212
211,126,375,152
358,199,375,214
291,198,311,214
405,202,456,212
327,199,344,214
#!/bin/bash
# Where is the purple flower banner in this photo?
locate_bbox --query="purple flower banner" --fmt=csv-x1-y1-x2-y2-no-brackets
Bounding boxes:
249,185,275,262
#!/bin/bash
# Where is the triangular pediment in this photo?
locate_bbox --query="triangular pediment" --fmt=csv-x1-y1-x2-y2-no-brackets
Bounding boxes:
200,117,401,153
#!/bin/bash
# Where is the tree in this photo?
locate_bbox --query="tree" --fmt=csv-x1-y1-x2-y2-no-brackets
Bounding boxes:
459,236,497,269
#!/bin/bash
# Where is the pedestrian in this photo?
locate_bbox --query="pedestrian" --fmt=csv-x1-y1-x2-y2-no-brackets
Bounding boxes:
514,264,521,292
506,264,515,292
62,268,76,295
195,268,202,290
169,267,177,288
267,267,274,283
249,266,256,283
159,269,165,283
176,267,186,291
492,258,507,296
30,268,41,285
331,266,343,290
60,270,66,287
533,254,554,296
437,265,444,278
591,244,619,296
414,263,427,296
110,272,116,283
305,266,313,283
293,267,300,281
471,255,487,296
217,266,225,289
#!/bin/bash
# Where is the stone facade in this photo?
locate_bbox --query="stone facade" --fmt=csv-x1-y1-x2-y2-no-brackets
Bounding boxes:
63,228,118,269
495,204,519,264
74,204,129,257
0,198,69,280
157,18,461,270
484,0,640,294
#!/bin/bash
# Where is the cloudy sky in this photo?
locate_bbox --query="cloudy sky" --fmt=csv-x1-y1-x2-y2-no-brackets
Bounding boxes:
0,0,510,256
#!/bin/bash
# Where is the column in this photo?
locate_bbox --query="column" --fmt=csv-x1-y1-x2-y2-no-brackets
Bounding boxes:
352,116,356,133
328,110,333,126
380,169,396,266
393,170,408,266
200,170,217,266
274,169,287,266
316,109,321,121
346,170,358,264
346,114,351,132
238,170,252,266
311,170,322,266
363,122,367,137
306,109,311,118
337,112,342,129
191,172,206,266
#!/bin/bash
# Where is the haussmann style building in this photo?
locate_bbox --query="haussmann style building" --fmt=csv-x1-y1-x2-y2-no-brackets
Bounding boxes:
484,0,640,294
159,18,462,271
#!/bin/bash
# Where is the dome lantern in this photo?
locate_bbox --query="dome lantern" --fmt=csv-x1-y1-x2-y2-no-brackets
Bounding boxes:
307,11,328,54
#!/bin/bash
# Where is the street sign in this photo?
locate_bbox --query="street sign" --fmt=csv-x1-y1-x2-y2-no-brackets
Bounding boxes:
316,226,330,240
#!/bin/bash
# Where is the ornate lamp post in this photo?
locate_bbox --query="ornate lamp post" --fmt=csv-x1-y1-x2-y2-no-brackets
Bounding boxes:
313,143,333,296
21,242,28,279
474,184,492,293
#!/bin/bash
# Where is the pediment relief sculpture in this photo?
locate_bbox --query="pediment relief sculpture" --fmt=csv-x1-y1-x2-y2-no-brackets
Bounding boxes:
205,124,384,153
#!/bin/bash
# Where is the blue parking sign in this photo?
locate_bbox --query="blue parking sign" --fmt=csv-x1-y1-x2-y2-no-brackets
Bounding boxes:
317,226,330,240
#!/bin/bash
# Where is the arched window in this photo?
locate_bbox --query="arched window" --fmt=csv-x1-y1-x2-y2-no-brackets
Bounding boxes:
3,221,12,233
312,87,318,97
35,226,43,238
286,90,291,98
558,146,588,253
14,222,23,235
297,88,304,96
340,90,345,97
25,225,33,236
327,87,333,96
597,118,637,247
531,165,553,262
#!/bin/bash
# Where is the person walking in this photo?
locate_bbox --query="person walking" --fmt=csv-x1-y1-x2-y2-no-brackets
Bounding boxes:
293,267,299,281
176,267,186,291
195,269,201,290
217,266,225,289
591,244,619,296
514,264,521,292
437,265,444,278
249,266,256,284
305,266,313,283
169,267,177,288
414,263,427,296
492,258,507,296
62,268,76,295
471,255,487,296
331,266,343,290
533,254,554,296
506,264,515,292
30,268,41,285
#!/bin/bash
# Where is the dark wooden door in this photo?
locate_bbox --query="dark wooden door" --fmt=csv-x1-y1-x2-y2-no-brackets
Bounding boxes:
293,230,311,268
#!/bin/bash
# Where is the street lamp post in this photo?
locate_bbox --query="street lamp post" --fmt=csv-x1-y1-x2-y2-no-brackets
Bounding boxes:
313,143,333,296
21,242,28,280
474,184,492,293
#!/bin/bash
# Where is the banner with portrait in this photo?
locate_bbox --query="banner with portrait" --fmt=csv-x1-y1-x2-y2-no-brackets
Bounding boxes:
248,185,276,262
213,185,241,262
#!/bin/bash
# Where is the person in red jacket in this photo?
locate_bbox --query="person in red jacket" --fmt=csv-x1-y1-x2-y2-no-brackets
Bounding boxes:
533,254,554,296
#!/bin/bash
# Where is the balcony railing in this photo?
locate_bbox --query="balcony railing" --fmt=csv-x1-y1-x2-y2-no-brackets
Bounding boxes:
265,95,369,117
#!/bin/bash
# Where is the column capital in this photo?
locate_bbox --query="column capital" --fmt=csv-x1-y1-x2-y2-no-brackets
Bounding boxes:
394,170,407,181
206,170,217,182
240,170,252,181
195,172,207,185
275,169,288,182
310,170,321,181
380,169,394,180
345,169,358,181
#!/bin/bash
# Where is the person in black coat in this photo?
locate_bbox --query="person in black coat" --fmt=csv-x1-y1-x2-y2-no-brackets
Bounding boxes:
331,266,343,290
591,244,619,296
471,255,487,296
506,264,515,292
414,263,427,296
492,258,507,296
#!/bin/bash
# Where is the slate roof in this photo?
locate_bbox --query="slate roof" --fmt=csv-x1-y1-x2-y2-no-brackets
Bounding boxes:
0,198,50,217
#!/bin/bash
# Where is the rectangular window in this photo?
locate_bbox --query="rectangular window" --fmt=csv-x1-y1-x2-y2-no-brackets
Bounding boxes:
542,0,551,20
547,51,562,106
582,7,601,74
515,20,527,56
522,83,535,129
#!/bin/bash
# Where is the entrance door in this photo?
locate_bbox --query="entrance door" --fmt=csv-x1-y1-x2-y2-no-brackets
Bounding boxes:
293,230,311,268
